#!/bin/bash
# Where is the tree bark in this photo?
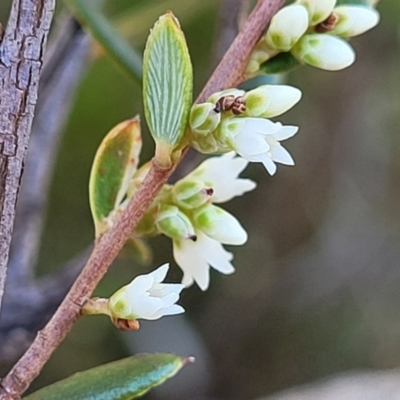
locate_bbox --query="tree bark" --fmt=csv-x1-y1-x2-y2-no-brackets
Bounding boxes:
0,0,56,311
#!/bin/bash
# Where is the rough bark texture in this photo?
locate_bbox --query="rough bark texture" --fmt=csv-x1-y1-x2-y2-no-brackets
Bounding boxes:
0,0,55,312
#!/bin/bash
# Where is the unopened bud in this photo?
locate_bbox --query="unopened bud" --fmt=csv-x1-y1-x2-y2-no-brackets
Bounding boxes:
155,205,196,240
291,34,355,71
298,0,336,26
190,103,221,135
330,6,380,38
173,180,213,209
243,85,302,118
193,205,247,245
265,5,309,52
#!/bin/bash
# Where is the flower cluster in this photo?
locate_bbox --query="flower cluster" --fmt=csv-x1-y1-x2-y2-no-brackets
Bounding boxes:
136,153,256,290
246,0,380,74
189,85,301,175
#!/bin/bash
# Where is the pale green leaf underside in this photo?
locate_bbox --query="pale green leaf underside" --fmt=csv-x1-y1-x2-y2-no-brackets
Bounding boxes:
143,13,193,148
89,117,142,237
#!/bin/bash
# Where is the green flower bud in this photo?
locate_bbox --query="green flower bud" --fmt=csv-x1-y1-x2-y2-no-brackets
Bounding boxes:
155,205,196,240
298,0,336,26
173,180,213,209
291,34,355,71
243,85,302,118
193,205,247,245
330,6,380,38
265,5,309,52
190,103,221,135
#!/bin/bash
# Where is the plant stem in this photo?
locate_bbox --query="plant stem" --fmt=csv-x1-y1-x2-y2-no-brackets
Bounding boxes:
0,0,283,397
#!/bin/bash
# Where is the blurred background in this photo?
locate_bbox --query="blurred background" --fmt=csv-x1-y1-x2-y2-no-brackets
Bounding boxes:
1,0,400,399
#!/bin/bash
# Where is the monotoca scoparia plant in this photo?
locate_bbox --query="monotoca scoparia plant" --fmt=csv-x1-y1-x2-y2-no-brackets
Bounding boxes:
20,1,380,399
86,0,379,382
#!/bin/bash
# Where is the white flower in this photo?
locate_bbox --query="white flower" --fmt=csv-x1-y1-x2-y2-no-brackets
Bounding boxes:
265,5,309,52
223,118,298,175
184,152,256,203
108,264,185,320
173,231,235,291
331,6,380,38
291,34,355,71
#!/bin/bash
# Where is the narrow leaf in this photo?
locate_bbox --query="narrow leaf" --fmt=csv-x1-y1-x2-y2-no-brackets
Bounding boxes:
89,117,142,237
336,0,373,5
24,353,189,400
143,12,193,166
65,0,143,84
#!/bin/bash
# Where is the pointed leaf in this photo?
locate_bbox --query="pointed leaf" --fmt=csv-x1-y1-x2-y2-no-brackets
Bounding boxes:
143,12,193,166
89,117,142,237
336,0,373,5
65,0,143,84
24,353,189,400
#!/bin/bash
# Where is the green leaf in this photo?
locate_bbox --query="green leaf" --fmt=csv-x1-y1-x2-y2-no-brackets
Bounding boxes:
89,117,142,237
259,52,301,75
64,0,143,84
335,0,374,5
24,353,189,400
143,12,193,167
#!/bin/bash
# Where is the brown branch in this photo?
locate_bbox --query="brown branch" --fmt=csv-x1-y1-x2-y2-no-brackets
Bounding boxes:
0,0,55,312
0,0,284,397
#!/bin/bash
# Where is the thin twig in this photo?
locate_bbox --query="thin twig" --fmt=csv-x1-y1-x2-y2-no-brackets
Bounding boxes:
0,0,283,397
0,0,55,312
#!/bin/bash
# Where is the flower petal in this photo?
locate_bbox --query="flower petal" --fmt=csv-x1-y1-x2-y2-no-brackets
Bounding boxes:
185,152,256,203
173,232,236,290
271,144,295,165
257,153,278,175
273,125,299,141
148,263,169,284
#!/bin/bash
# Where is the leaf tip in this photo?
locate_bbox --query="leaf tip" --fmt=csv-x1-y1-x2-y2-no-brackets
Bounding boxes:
183,356,196,366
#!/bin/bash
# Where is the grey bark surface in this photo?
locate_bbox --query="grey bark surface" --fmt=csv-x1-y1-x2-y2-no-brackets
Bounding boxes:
0,0,56,312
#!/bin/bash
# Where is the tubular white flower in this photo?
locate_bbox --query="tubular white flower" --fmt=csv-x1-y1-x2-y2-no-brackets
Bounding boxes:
331,6,380,38
224,118,298,175
291,34,356,71
265,5,309,52
183,152,256,203
193,205,247,245
297,0,336,25
244,84,302,118
173,231,235,291
108,264,185,320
